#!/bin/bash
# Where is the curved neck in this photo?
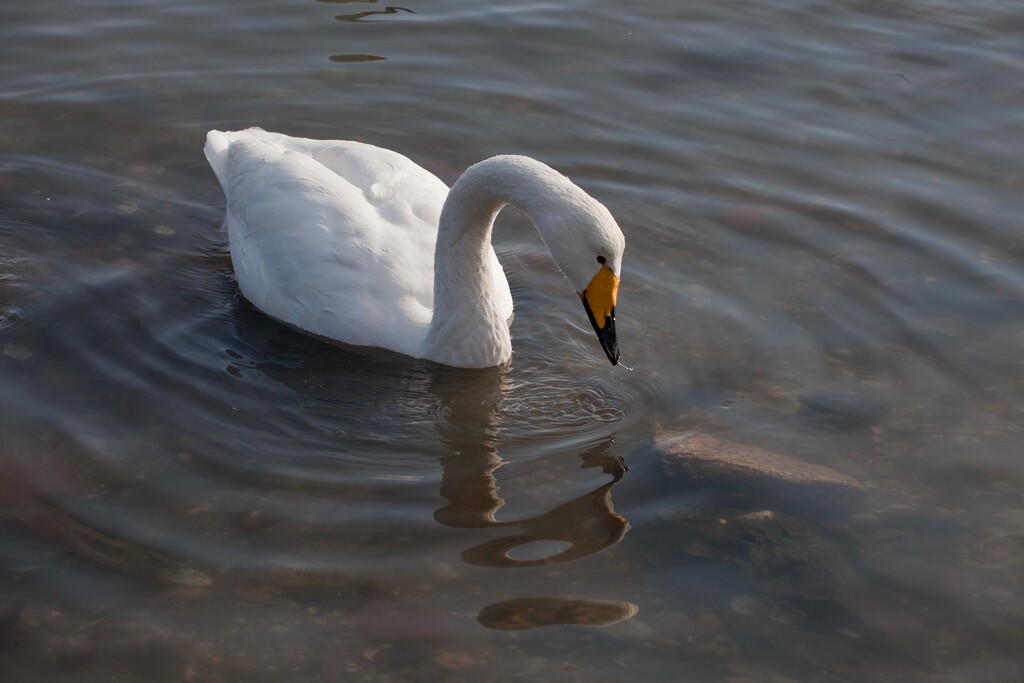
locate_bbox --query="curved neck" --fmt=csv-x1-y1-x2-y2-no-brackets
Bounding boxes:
423,156,573,368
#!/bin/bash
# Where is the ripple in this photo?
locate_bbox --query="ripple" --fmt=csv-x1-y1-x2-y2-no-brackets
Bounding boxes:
2,0,1023,679
500,376,630,429
0,304,25,333
1,214,636,581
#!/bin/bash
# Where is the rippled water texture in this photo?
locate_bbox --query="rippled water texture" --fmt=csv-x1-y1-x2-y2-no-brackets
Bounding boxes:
1,1,1023,681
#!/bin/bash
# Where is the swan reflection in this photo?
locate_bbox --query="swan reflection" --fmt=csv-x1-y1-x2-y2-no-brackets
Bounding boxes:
334,6,414,23
430,370,630,567
456,476,628,568
223,314,634,629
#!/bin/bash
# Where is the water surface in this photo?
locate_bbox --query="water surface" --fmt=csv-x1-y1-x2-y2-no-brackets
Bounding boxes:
1,1,1023,681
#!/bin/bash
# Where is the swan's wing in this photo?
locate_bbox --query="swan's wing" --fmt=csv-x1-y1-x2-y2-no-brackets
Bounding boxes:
208,130,443,356
308,135,514,324
215,131,511,322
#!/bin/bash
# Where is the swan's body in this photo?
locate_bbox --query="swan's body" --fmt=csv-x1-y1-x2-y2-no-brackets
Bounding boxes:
205,128,624,368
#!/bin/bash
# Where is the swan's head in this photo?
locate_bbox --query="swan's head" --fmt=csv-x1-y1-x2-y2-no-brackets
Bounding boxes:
536,189,625,366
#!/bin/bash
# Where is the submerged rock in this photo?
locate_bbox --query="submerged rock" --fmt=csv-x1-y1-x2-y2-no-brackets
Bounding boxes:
799,391,892,430
657,433,867,516
477,597,638,631
669,506,855,601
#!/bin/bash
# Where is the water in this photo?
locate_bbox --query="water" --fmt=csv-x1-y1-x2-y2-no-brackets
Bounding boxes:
1,0,1022,680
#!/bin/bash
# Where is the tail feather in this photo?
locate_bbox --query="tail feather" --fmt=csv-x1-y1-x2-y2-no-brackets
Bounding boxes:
204,130,233,190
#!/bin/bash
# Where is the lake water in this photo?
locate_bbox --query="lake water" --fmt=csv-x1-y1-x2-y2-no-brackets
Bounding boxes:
1,1,1022,681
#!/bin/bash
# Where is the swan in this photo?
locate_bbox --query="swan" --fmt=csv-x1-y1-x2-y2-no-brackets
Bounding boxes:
204,128,625,369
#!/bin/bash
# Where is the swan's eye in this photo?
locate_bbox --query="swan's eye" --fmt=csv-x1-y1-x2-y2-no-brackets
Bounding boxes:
596,255,606,265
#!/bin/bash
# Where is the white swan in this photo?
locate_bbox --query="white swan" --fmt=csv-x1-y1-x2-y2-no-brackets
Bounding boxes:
204,128,624,369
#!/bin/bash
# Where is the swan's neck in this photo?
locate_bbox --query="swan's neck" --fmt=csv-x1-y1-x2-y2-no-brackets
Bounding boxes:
422,156,573,368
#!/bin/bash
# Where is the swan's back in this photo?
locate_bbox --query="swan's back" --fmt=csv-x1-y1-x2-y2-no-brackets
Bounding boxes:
205,129,449,356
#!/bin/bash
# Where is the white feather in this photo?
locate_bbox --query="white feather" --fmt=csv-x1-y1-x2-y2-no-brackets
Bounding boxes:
204,128,624,368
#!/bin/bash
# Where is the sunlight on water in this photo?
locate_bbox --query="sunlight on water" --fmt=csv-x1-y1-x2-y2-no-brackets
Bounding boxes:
1,1,1022,682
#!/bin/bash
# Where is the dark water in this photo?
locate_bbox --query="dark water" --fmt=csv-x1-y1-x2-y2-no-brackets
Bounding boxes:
1,1,1022,681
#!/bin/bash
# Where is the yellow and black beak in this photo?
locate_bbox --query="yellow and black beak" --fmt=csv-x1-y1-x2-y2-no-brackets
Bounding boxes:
579,264,620,365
